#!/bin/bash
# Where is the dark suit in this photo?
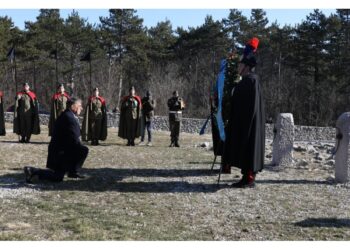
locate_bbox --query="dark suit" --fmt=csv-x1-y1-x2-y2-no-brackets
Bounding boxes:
36,109,89,182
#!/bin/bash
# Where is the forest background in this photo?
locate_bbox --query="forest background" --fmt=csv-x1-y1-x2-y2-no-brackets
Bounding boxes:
0,9,349,127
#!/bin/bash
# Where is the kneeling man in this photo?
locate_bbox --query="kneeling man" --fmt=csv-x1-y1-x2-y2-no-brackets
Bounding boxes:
24,97,89,182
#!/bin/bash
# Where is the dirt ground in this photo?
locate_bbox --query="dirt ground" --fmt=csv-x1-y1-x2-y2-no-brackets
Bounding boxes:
1,124,350,240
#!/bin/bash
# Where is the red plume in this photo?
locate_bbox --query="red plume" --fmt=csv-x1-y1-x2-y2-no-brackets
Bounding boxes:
248,37,259,51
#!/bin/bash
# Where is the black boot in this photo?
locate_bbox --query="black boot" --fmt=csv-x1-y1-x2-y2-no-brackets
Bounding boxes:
67,172,86,179
24,166,37,183
231,171,256,188
174,140,180,147
221,164,231,174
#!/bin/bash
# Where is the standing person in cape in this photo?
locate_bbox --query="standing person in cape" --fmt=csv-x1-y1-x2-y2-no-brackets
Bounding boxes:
118,86,142,146
167,90,185,147
0,90,5,136
82,87,108,145
13,83,40,143
49,83,70,136
222,37,265,188
139,90,156,146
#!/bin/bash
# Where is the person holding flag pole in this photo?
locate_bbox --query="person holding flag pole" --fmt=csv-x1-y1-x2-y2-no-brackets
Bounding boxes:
13,83,41,143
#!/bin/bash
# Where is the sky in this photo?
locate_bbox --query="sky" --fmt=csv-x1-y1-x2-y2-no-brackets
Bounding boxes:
0,9,336,30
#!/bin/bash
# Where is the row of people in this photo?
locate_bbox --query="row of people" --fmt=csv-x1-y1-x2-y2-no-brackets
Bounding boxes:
0,84,185,147
22,36,265,188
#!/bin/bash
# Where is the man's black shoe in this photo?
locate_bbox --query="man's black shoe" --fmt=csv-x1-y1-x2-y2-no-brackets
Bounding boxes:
24,166,34,183
67,173,86,179
169,143,174,147
231,179,255,188
174,142,180,147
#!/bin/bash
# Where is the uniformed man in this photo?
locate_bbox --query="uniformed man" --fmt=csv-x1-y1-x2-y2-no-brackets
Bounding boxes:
49,83,70,136
167,91,185,147
13,83,40,143
139,90,156,146
223,37,265,188
0,90,5,136
82,87,108,145
118,86,142,146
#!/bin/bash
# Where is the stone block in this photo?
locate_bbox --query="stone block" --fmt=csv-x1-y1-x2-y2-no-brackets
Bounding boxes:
272,113,295,167
335,112,350,183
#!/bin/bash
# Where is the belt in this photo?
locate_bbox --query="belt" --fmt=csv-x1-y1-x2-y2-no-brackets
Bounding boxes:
169,111,182,114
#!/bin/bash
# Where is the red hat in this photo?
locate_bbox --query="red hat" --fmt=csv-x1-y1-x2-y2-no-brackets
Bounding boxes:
247,37,259,52
241,37,259,68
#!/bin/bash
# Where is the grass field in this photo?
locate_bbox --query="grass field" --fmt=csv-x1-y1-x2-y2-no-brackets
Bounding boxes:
1,123,350,240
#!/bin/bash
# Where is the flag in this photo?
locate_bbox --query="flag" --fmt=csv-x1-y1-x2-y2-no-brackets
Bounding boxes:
80,51,91,62
213,59,227,142
7,47,15,63
49,49,58,60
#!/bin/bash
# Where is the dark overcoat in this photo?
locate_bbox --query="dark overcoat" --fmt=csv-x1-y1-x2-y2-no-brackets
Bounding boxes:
13,91,40,135
82,96,108,141
0,92,5,136
118,95,142,140
47,109,87,172
223,73,265,173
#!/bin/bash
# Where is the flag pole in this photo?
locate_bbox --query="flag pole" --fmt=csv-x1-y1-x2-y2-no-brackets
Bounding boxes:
14,49,18,93
33,59,36,91
55,43,58,84
89,58,92,93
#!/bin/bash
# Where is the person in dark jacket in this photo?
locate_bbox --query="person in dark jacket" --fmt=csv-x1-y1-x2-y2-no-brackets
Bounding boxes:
139,90,156,146
222,37,265,188
167,91,185,147
24,97,89,182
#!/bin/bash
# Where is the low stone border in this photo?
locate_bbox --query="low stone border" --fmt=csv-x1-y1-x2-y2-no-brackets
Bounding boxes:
3,112,336,141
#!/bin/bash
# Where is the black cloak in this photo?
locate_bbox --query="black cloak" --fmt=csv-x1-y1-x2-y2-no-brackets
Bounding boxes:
223,73,265,173
0,93,5,136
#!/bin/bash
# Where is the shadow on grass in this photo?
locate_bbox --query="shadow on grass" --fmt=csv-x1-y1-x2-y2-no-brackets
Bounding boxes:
189,161,216,165
295,218,350,228
0,167,226,193
0,140,49,145
255,179,331,185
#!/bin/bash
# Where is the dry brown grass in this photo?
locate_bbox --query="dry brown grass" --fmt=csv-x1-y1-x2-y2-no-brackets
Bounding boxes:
1,123,350,240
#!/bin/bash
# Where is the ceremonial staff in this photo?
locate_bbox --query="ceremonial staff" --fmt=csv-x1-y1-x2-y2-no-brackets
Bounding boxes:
49,48,59,85
7,47,18,93
80,51,92,92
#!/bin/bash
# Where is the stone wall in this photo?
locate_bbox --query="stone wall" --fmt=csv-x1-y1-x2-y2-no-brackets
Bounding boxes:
4,112,336,141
